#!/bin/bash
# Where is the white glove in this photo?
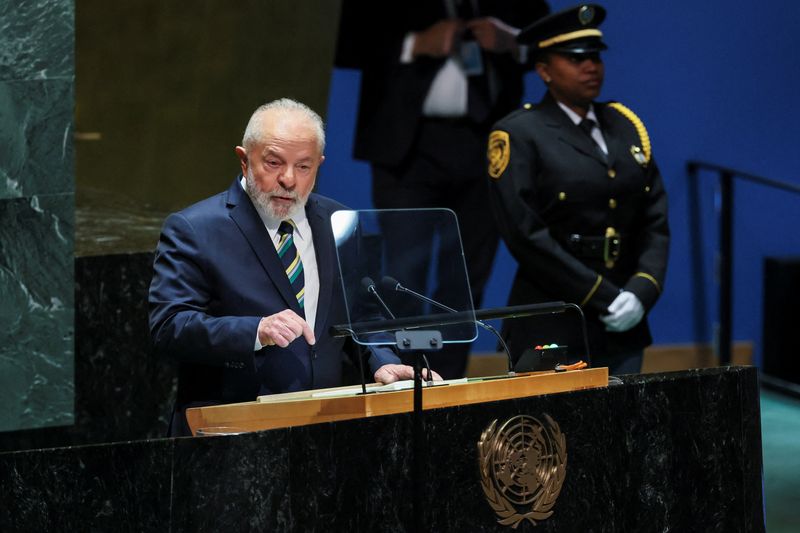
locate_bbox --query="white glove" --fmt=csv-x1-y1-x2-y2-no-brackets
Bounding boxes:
600,291,644,332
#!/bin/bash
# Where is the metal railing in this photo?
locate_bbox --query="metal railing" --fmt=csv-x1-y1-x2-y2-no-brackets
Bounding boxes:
686,161,800,364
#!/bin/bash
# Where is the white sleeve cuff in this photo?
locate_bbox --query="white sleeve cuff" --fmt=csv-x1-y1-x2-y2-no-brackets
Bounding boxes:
400,32,416,64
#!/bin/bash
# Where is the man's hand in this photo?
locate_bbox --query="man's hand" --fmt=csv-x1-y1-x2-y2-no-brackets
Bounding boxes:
466,17,520,53
600,291,644,332
258,309,315,348
374,364,443,384
413,19,465,58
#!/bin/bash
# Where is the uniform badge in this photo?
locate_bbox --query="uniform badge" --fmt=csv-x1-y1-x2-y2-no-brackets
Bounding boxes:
478,414,567,528
630,145,648,167
488,130,510,179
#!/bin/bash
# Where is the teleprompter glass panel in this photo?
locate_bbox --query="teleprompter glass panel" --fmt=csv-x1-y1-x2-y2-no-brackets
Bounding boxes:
331,209,478,347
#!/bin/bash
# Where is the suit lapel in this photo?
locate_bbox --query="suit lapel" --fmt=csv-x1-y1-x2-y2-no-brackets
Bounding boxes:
540,94,608,167
306,197,335,338
225,178,302,314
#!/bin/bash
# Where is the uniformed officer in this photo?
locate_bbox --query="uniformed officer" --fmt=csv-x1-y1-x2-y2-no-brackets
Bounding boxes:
487,3,669,374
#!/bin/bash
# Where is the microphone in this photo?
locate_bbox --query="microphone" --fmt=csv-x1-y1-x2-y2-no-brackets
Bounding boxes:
362,277,434,385
361,276,396,320
381,276,517,376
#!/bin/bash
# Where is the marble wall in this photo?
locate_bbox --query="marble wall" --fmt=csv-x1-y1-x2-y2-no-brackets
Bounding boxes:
0,0,75,432
0,252,176,452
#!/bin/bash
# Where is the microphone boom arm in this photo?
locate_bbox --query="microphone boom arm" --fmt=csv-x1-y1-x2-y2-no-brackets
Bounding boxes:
331,302,568,338
391,280,517,375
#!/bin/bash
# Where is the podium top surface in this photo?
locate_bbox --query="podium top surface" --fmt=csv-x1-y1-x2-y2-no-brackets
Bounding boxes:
185,368,608,436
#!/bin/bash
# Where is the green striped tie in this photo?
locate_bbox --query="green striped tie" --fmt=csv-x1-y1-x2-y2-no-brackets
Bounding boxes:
277,220,305,313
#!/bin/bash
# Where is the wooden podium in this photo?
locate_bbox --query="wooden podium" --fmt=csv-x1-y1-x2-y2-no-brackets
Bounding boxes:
185,368,608,435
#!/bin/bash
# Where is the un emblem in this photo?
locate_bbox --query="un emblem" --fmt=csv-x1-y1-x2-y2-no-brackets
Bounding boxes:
478,414,567,528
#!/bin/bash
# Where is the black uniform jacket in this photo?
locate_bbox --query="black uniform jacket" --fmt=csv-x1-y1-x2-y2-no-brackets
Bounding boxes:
488,93,669,358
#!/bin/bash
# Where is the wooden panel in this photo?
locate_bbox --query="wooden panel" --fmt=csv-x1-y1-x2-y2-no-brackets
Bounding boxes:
640,342,753,373
466,342,754,377
186,368,608,436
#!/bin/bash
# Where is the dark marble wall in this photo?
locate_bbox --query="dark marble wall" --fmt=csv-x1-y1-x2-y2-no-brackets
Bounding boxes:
0,0,75,432
0,367,765,532
0,252,176,452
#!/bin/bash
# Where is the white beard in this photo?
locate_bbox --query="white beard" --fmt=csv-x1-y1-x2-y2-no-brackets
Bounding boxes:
244,170,308,220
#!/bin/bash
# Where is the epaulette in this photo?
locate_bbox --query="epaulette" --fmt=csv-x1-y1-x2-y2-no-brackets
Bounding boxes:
607,102,651,166
501,103,536,122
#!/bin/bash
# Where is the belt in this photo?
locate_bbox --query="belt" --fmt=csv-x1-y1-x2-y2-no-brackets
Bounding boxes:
565,227,622,268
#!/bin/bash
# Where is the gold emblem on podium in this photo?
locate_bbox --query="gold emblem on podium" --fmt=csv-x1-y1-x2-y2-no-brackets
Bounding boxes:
478,414,567,528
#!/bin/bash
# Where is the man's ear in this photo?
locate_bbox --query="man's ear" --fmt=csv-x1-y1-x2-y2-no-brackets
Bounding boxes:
234,146,248,174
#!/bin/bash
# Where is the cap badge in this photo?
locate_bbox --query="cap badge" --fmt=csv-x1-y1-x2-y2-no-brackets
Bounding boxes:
578,5,595,25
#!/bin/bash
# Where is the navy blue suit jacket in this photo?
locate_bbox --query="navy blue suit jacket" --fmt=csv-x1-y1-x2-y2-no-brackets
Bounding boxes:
149,178,397,435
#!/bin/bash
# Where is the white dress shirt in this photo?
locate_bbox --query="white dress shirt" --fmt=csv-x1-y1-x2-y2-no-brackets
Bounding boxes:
398,0,526,118
557,100,609,155
241,178,319,349
401,33,469,117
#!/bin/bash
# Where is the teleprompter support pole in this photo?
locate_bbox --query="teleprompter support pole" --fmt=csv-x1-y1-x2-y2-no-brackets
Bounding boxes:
395,330,442,532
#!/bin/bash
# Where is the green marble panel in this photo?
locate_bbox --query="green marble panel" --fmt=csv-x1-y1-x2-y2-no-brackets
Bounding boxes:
0,0,75,434
0,79,74,199
0,194,75,432
0,0,74,81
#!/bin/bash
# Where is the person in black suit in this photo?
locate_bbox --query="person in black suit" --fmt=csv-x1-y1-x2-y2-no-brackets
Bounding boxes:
487,4,670,374
149,99,439,436
336,0,550,378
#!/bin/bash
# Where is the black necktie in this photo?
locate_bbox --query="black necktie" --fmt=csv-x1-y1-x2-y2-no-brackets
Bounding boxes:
579,118,596,139
579,118,606,161
453,0,492,123
277,220,305,314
